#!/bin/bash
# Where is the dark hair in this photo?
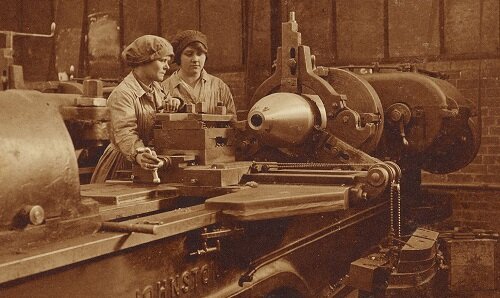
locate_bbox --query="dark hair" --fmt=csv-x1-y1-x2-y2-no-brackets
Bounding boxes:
183,41,208,55
171,30,208,64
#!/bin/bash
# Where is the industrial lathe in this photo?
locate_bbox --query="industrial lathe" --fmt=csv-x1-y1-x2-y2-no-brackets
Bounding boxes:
0,13,479,297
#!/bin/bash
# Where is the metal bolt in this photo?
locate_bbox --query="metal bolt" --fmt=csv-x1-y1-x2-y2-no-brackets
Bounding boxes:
370,172,381,183
22,205,45,226
390,109,402,122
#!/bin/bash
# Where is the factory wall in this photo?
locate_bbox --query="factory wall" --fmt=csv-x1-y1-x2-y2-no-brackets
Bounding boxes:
0,0,248,108
0,0,498,187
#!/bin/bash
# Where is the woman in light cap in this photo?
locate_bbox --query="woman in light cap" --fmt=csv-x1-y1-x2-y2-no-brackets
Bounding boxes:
162,30,236,116
91,35,179,183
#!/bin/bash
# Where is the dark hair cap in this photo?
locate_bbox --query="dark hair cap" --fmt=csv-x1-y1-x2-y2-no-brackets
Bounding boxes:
122,35,174,67
171,30,208,64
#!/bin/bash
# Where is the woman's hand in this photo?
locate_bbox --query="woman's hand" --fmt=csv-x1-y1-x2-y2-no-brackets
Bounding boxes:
164,97,181,112
135,147,162,171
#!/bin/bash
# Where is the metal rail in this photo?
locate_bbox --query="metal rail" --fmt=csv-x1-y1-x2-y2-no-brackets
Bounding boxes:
0,205,218,284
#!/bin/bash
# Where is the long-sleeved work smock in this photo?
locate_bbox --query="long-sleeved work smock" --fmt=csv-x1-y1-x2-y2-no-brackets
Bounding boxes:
161,69,236,116
90,72,168,183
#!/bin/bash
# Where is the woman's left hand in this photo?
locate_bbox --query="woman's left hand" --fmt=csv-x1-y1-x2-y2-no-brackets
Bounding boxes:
164,97,181,112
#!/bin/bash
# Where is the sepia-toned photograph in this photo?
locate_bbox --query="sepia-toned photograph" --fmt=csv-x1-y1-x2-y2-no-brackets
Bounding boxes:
0,1,498,297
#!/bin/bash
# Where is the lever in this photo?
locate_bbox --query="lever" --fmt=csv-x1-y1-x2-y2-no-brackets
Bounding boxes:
399,121,409,146
0,22,56,49
136,147,164,183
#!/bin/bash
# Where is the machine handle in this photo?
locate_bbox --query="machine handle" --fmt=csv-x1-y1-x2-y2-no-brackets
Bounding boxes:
0,22,55,49
101,221,158,234
136,147,164,183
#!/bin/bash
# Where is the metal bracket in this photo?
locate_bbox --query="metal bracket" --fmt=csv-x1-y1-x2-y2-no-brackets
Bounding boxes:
190,226,244,256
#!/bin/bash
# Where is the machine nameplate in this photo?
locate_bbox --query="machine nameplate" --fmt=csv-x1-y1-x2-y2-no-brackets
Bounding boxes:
135,263,216,298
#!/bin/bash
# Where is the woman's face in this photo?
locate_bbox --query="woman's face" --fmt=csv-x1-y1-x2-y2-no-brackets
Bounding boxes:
179,45,206,76
143,56,171,82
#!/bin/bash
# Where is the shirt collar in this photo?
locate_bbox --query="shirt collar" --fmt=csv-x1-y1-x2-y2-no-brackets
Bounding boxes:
137,78,154,94
171,69,210,88
123,72,147,98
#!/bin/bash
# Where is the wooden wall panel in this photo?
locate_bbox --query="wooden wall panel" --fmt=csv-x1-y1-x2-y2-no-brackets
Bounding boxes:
481,0,500,55
444,0,499,55
123,0,158,45
122,0,159,75
86,0,121,79
285,0,335,65
245,0,272,106
87,0,120,17
161,0,200,40
21,0,54,81
54,0,85,77
200,0,243,70
0,1,21,48
388,0,440,57
336,0,385,63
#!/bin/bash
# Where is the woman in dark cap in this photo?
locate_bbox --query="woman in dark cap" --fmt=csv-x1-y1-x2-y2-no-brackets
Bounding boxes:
91,35,179,183
161,30,236,116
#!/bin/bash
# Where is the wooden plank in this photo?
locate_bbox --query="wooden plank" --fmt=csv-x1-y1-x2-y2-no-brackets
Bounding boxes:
388,0,440,57
161,0,200,40
287,0,335,65
200,0,243,70
20,0,54,81
336,0,385,63
444,0,499,55
54,0,85,78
